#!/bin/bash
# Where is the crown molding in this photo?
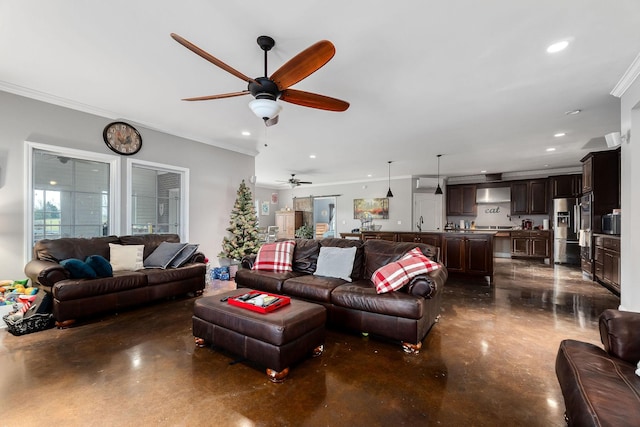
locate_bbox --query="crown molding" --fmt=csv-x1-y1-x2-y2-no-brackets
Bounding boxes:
0,81,259,157
611,53,640,98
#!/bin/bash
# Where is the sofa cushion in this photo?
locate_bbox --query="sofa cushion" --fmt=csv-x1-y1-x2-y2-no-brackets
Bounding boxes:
168,243,199,268
319,238,365,280
235,269,304,294
292,239,321,273
314,246,357,282
143,242,188,269
52,271,147,301
109,244,144,271
372,248,441,294
253,241,295,272
119,234,181,260
282,274,347,303
331,280,424,319
85,255,113,277
34,236,120,263
60,258,97,279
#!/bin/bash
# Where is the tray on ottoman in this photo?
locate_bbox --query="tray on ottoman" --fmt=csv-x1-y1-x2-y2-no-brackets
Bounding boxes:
193,288,326,382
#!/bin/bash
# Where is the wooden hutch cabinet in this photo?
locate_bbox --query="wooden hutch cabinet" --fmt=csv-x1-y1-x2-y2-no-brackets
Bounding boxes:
275,210,303,239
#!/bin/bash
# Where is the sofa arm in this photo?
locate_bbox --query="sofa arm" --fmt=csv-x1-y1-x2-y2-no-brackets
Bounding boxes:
599,309,640,364
241,254,257,269
24,259,69,290
189,252,206,264
404,266,448,299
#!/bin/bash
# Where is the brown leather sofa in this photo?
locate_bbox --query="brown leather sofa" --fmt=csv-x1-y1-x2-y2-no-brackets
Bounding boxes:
556,309,640,426
235,238,447,353
24,234,206,327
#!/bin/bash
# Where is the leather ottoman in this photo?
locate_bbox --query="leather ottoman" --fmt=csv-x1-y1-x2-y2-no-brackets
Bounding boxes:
192,289,326,382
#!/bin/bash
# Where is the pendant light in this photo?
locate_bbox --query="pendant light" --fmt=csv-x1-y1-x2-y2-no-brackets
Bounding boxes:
435,154,443,195
386,161,394,198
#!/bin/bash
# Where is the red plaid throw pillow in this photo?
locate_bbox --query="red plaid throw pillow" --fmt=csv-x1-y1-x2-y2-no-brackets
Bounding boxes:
252,240,296,272
372,247,441,294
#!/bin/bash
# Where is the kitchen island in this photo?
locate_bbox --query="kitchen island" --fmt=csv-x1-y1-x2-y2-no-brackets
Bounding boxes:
340,230,494,284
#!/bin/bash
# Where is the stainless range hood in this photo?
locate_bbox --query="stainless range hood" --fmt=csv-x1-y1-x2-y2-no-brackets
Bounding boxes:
476,187,511,204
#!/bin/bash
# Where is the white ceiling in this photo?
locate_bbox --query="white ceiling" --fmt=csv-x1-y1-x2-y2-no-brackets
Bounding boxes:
2,1,639,188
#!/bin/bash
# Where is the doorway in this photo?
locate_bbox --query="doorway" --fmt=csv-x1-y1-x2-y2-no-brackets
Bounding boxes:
413,193,443,231
313,196,337,238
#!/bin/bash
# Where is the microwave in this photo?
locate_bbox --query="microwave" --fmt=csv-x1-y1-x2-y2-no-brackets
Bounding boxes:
602,213,621,235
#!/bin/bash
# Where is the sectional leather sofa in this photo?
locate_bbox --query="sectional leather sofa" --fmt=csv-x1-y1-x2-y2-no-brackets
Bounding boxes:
556,309,640,426
235,238,448,353
24,234,205,327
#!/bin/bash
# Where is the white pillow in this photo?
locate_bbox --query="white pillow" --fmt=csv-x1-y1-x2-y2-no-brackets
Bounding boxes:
109,243,144,271
314,246,357,282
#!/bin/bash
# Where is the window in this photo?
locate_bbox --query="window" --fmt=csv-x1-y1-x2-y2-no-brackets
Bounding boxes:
26,142,120,257
127,160,189,241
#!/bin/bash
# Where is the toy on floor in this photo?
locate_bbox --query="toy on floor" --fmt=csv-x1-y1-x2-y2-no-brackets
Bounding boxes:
0,279,38,306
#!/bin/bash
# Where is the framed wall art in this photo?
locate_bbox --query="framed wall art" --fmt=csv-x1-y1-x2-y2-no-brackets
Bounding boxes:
271,192,279,204
353,198,389,219
261,201,270,216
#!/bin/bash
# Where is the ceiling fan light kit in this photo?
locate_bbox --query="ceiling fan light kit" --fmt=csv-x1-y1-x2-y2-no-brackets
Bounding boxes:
171,33,349,126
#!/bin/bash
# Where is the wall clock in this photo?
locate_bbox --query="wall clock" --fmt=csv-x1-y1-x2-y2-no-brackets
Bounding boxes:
103,121,142,155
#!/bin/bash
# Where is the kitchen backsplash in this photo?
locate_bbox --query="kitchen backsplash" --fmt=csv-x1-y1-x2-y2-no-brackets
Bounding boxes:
448,202,549,229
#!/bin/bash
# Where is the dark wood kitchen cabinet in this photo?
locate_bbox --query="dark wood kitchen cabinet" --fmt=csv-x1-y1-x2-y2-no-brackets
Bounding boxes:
510,230,551,259
446,185,477,216
549,174,582,198
511,179,549,215
397,232,441,249
594,234,620,294
442,233,493,283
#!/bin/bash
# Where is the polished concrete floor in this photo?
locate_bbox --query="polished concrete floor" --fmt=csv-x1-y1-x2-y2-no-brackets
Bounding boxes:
0,259,620,426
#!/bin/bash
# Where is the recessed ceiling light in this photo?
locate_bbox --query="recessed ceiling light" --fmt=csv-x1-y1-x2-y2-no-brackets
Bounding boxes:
241,130,251,136
367,174,372,178
49,180,57,185
554,132,566,137
565,109,581,115
547,40,569,53
544,164,550,167
480,170,487,173
309,154,316,159
546,147,556,152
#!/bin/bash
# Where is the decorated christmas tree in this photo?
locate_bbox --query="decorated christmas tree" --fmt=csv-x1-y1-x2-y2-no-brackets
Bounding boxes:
219,180,261,261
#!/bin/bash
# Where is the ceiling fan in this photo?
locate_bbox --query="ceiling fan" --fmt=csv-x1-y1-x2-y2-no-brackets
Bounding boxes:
170,33,350,126
280,174,313,188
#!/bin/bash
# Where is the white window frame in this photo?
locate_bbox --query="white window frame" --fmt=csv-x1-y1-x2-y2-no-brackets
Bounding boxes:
126,158,190,242
24,141,121,263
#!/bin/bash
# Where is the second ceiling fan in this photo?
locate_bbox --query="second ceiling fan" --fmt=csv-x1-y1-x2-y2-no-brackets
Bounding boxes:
171,33,350,126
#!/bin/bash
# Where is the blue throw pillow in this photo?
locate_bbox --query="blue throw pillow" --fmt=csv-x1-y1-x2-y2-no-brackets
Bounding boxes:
168,244,199,268
60,258,98,279
85,255,113,277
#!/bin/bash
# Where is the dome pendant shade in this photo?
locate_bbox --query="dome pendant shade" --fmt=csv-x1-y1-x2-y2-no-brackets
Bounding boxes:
249,99,282,121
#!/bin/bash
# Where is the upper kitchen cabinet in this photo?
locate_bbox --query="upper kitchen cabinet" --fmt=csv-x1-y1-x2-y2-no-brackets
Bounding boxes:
549,174,582,198
511,179,549,215
446,185,477,216
581,149,620,206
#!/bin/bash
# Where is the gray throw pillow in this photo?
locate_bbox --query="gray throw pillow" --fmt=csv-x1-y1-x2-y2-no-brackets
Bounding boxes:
144,242,188,269
313,246,357,282
168,243,199,268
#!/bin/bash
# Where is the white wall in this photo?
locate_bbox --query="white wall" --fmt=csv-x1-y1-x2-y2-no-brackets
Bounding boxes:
619,76,640,312
252,185,277,228
0,91,254,279
277,177,415,235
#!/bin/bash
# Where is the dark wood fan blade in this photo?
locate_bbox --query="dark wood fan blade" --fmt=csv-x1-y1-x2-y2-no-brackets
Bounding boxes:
265,115,279,127
270,40,335,90
171,33,258,85
182,91,250,101
298,181,313,184
280,89,349,111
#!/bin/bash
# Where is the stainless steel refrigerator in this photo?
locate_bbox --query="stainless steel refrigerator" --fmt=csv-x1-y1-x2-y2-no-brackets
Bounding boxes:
553,198,580,265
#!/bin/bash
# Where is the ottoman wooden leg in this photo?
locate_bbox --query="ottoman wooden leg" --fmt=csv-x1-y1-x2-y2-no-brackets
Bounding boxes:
194,337,206,348
266,367,290,383
55,319,76,328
